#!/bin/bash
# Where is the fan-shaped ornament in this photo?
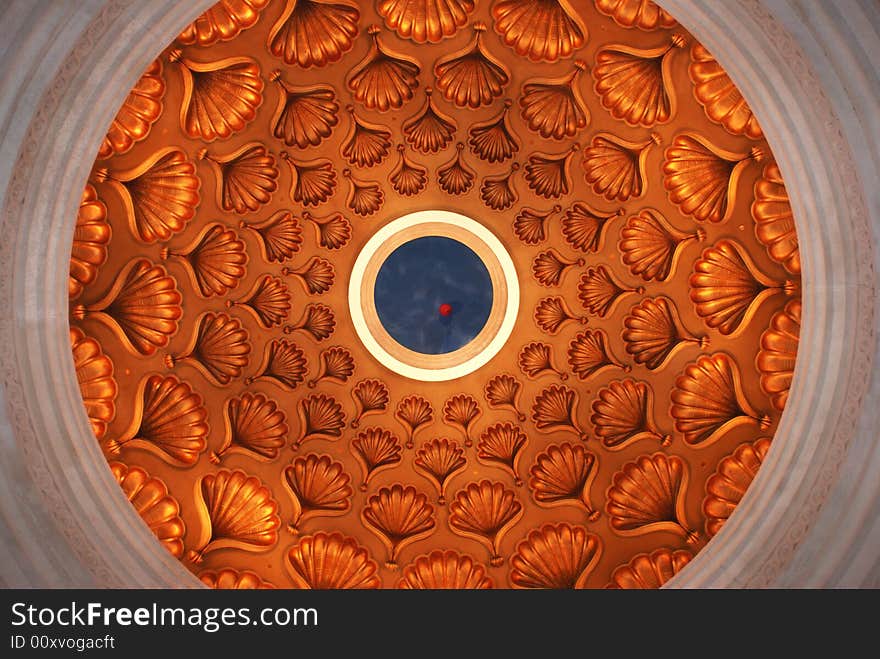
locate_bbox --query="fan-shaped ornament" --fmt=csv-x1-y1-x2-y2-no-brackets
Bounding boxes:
351,379,390,428
303,211,351,251
414,438,467,504
281,154,337,207
480,162,519,210
404,88,456,153
285,532,381,589
165,312,250,386
69,184,110,300
443,394,481,448
468,99,519,163
520,60,590,139
577,265,643,318
71,259,183,356
170,50,263,142
348,25,421,111
398,550,492,589
594,0,677,31
241,210,302,263
689,43,763,140
510,523,601,589
434,22,510,108
269,72,339,148
689,239,793,336
283,454,353,533
622,296,706,370
178,0,270,47
395,395,433,449
190,469,281,563
619,207,705,281
477,422,528,486
752,162,800,275
533,297,586,335
590,379,670,450
361,484,436,567
211,392,288,464
293,393,346,450
342,169,385,216
532,248,584,287
561,201,623,254
567,328,629,380
105,374,208,467
703,437,771,537
438,142,476,195
378,0,474,43
228,275,290,328
513,205,561,246
662,132,764,223
491,0,586,63
605,548,693,589
606,452,698,542
97,59,165,160
528,442,599,520
525,145,579,199
756,300,801,411
449,480,523,566
484,374,526,422
518,341,567,379
110,462,185,558
282,257,335,297
671,352,770,447
94,147,199,244
246,338,307,390
350,427,403,491
161,223,247,298
285,303,336,342
390,145,429,196
199,143,278,214
199,569,275,590
530,384,588,440
342,105,393,167
268,0,360,68
593,34,687,127
70,327,117,440
582,132,660,201
308,346,355,388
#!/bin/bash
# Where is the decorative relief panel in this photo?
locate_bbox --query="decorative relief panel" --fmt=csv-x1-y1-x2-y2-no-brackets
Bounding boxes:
71,0,801,589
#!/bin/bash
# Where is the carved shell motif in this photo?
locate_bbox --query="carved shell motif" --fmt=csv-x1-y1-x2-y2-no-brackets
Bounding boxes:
398,550,492,589
622,296,705,370
199,569,275,590
477,422,528,486
69,183,110,300
480,163,519,210
530,384,588,440
582,132,659,201
166,312,250,386
469,100,519,163
211,392,288,464
350,427,402,490
532,249,583,287
491,0,586,62
594,0,677,31
269,72,339,148
510,523,601,589
98,59,165,160
229,275,290,328
283,256,336,295
671,352,770,447
434,23,510,108
283,454,353,533
110,462,185,558
514,205,561,246
200,143,278,214
342,106,393,167
303,211,351,251
268,0,360,68
533,297,586,335
590,379,670,450
593,34,687,126
285,304,336,343
281,154,337,207
170,51,263,142
70,327,117,440
662,133,764,223
518,341,567,379
484,374,526,421
606,452,697,542
390,145,429,196
161,223,247,298
106,374,208,466
689,43,763,140
285,532,381,589
178,0,270,46
567,328,628,380
520,61,590,140
404,88,456,153
293,393,346,450
413,438,467,504
308,346,354,388
378,0,476,44
756,300,801,411
525,145,579,199
71,259,183,356
703,437,771,537
241,210,302,263
190,469,280,563
619,208,705,282
246,338,307,390
752,162,800,275
448,480,523,566
605,548,693,589
348,25,421,111
342,169,385,216
361,484,436,567
95,147,200,244
528,442,599,520
438,143,476,195
395,395,433,449
443,394,481,447
577,265,643,317
561,201,622,254
351,379,390,428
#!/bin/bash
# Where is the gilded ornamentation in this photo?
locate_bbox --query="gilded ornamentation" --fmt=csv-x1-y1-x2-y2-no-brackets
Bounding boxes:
69,184,110,300
303,211,351,251
476,422,528,486
398,550,492,589
165,312,250,386
513,205,561,246
390,145,429,196
199,569,275,589
351,427,402,490
403,88,456,153
448,480,523,566
413,438,467,504
752,162,800,274
283,454,353,533
480,162,519,210
361,484,436,567
267,0,360,68
285,532,381,589
577,264,644,317
283,255,336,295
434,23,510,108
212,392,288,463
308,346,355,387
161,223,247,298
561,201,622,253
342,169,384,216
582,132,659,201
531,248,584,287
491,0,586,63
703,437,771,537
350,379,390,428
619,208,705,282
200,143,278,214
520,60,590,139
533,297,586,335
395,395,434,449
443,394,482,447
269,72,339,148
246,338,307,390
70,327,117,440
484,374,526,421
605,548,693,589
468,99,519,163
589,378,670,450
518,341,567,379
178,0,270,47
593,0,676,31
228,274,290,328
342,106,392,167
567,328,628,380
756,300,800,411
378,0,476,44
528,442,599,520
98,59,165,160
622,296,706,370
438,142,476,195
525,145,579,199
292,393,346,450
530,384,588,440
281,154,337,207
348,25,421,111
241,210,302,263
509,523,601,588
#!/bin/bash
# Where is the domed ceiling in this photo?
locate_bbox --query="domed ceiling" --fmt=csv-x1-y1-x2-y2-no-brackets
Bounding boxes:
67,0,802,589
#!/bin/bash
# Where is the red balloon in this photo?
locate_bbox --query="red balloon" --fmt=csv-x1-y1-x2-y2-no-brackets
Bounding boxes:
439,303,453,317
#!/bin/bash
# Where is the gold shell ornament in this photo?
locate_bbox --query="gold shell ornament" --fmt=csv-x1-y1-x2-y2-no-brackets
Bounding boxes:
361,484,437,567
756,300,801,411
590,378,670,450
605,548,693,589
395,395,433,449
165,312,250,386
567,328,629,380
702,437,771,537
246,338,307,390
509,523,601,589
350,379,390,428
292,393,346,450
530,384,588,440
178,0,270,47
283,454,353,533
593,0,676,31
491,0,586,63
200,143,278,214
533,297,586,335
342,105,393,167
520,61,590,140
448,480,524,566
469,99,519,163
348,25,421,111
582,132,659,201
350,427,403,490
98,59,165,160
378,0,476,44
70,327,117,440
199,569,275,590
69,183,110,300
403,88,457,153
528,442,599,520
285,532,381,589
622,296,706,370
619,208,705,282
752,162,800,275
269,72,339,149
268,0,360,68
161,223,247,298
434,23,510,108
484,374,526,422
228,274,291,328
398,550,492,589
476,422,528,486
211,392,288,463
241,210,302,263
413,438,467,504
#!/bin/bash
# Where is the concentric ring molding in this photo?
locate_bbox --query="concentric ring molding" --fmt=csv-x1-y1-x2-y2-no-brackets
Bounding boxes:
0,0,877,588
